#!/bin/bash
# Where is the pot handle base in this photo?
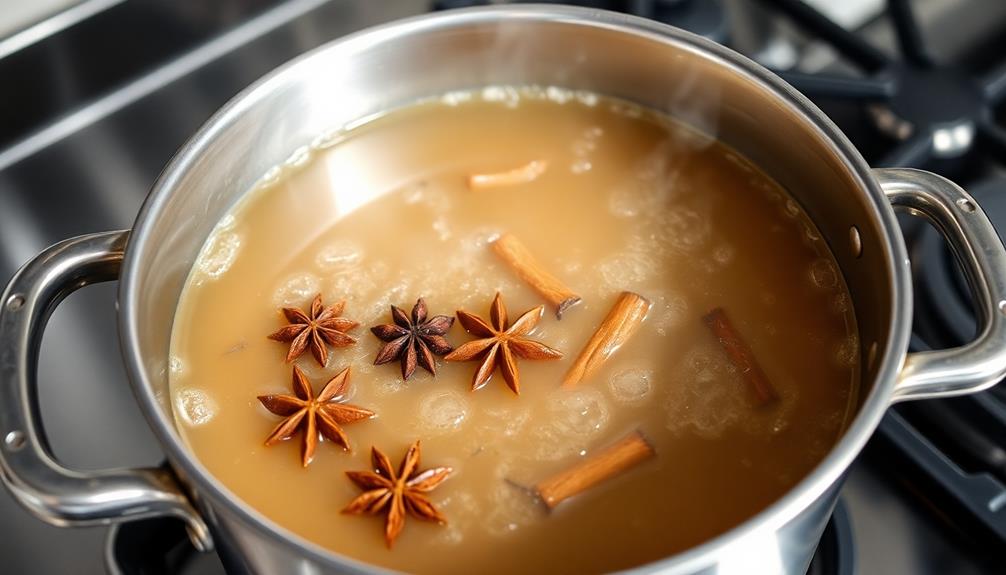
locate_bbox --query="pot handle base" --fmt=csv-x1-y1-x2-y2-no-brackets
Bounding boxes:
876,168,1006,402
0,231,212,551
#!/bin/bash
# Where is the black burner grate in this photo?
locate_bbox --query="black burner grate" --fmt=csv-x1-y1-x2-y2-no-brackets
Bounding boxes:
755,0,1006,169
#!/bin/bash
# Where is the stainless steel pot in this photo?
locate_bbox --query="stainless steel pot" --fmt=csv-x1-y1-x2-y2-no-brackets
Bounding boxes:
3,6,1006,574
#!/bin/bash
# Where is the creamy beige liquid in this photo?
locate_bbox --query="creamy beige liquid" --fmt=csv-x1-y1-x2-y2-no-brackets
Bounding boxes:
169,89,860,574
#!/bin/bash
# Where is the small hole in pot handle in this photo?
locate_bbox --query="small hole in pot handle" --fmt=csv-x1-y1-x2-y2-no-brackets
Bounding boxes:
956,198,977,212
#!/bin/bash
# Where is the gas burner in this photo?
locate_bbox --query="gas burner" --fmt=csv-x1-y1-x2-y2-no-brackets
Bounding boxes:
754,0,1006,168
807,499,856,575
104,499,857,575
870,65,984,158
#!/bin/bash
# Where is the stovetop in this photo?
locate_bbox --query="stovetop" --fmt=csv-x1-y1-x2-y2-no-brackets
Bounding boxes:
0,1,1003,574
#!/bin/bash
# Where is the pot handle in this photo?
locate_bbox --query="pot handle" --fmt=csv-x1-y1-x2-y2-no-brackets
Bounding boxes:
875,168,1006,402
0,231,212,551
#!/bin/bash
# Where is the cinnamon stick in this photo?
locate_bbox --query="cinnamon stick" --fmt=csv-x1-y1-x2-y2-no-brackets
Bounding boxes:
535,431,655,509
562,291,651,388
468,160,547,190
491,233,581,318
702,307,778,405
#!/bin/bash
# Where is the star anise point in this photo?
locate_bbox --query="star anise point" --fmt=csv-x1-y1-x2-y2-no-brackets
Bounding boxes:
268,294,358,367
444,292,562,395
257,365,374,467
342,440,451,548
370,298,455,381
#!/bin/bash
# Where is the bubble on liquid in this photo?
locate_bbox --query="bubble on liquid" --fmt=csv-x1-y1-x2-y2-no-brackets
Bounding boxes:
258,165,282,188
310,127,344,150
599,251,658,290
571,159,592,174
330,261,390,306
435,524,464,546
482,85,521,107
432,216,452,241
403,181,451,211
809,259,839,289
371,375,407,397
656,207,711,252
650,291,688,336
176,388,218,427
664,345,742,438
545,86,573,104
168,355,184,376
572,139,596,156
340,343,378,379
783,199,801,218
608,367,655,405
272,273,321,306
217,213,236,231
667,342,797,438
608,182,648,218
831,292,851,314
547,389,610,437
607,144,680,218
609,101,642,118
803,224,821,244
315,240,363,272
482,404,531,439
563,260,583,275
363,274,412,320
441,90,473,107
530,390,610,461
484,480,539,537
713,244,734,266
724,152,754,174
438,488,478,521
415,390,470,436
834,335,860,367
460,227,501,254
431,487,477,545
285,145,312,169
575,91,599,107
531,427,586,461
197,232,241,279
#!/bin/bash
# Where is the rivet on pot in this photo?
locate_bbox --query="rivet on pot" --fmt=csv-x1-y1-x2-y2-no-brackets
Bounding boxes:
5,294,24,311
849,226,863,259
956,198,976,213
4,430,26,452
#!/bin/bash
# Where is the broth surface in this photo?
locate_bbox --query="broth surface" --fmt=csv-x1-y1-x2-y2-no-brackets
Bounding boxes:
169,89,859,574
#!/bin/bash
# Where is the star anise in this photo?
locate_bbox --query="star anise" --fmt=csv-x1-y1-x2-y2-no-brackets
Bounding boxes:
257,365,374,467
342,440,451,548
268,293,358,366
371,298,454,380
444,292,562,395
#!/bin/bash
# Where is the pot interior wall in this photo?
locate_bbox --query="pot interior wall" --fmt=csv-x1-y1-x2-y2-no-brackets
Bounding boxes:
127,10,893,454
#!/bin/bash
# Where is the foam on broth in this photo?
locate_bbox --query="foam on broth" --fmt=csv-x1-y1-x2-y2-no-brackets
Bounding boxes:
169,88,859,574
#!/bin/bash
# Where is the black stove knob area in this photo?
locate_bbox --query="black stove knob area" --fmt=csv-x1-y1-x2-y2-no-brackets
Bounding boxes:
430,1,729,44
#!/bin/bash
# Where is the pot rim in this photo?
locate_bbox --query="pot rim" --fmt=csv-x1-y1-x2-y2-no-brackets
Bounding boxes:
119,5,910,573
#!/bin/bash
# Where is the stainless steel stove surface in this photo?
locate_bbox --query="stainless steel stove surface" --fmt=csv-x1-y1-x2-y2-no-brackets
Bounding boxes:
0,1,1002,574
